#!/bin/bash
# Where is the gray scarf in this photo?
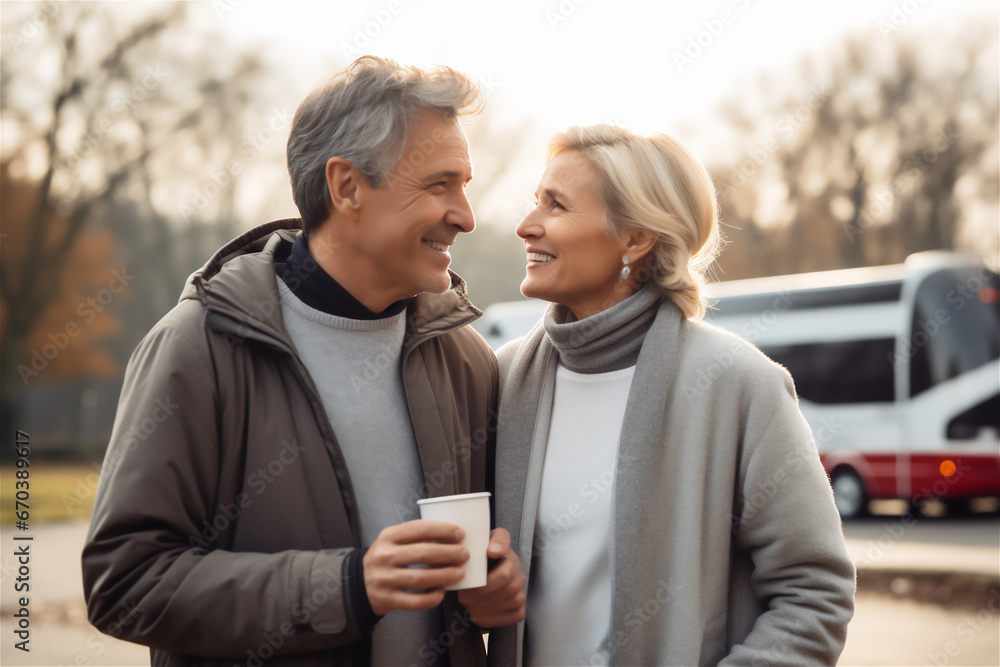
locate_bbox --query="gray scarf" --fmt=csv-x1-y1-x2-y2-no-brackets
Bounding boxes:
542,285,664,373
495,286,685,664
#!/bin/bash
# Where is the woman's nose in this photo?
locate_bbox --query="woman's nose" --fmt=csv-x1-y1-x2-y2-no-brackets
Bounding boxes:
516,209,542,239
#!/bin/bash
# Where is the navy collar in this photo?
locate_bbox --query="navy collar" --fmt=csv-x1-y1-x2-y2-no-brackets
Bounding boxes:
274,234,411,320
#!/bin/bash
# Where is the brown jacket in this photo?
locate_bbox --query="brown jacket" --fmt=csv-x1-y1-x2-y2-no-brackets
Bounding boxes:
82,219,498,667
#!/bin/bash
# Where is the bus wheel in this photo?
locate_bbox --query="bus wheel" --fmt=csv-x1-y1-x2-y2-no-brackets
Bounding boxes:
944,498,972,517
831,470,868,519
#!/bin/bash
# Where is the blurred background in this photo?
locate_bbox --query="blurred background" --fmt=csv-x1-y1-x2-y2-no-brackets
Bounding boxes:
0,1,997,665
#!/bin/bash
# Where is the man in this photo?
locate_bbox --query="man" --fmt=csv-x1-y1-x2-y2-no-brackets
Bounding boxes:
83,56,525,666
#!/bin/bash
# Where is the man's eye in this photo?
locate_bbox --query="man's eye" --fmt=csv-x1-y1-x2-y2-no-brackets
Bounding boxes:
550,200,564,210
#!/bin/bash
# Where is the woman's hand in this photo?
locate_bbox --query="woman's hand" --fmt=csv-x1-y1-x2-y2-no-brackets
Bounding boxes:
457,528,527,628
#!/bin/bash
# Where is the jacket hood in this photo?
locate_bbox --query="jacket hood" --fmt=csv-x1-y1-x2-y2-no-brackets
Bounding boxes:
179,218,483,351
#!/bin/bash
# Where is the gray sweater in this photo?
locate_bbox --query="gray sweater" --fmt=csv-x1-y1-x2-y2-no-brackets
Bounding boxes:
489,291,856,666
278,280,443,667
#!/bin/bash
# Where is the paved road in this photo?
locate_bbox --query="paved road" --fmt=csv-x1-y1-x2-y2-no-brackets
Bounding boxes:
1,516,997,666
1,521,147,666
843,513,999,576
840,591,999,666
841,513,999,666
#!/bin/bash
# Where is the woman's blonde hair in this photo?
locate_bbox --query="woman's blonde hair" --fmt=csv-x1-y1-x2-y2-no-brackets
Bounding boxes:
548,124,721,319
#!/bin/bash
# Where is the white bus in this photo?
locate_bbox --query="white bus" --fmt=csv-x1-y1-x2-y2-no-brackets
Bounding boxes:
704,252,999,517
473,299,548,351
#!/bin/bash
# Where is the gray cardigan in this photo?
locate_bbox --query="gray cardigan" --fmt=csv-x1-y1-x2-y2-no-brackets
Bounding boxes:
488,300,856,666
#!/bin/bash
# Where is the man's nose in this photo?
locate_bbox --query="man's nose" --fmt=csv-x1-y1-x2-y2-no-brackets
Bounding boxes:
447,192,476,233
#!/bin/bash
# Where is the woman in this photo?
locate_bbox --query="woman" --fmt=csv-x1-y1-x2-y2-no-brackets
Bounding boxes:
488,125,855,666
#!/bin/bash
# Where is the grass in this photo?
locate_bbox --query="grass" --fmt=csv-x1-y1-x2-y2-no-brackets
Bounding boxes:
0,461,102,525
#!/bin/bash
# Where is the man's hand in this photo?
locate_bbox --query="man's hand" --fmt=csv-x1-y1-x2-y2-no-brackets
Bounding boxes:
363,520,469,616
457,528,526,628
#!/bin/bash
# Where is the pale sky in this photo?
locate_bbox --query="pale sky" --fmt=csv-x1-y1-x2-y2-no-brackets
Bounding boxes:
199,0,995,225
215,0,983,134
4,0,993,227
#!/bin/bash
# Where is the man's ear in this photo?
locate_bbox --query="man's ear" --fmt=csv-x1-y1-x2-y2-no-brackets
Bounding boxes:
325,157,361,221
623,227,657,258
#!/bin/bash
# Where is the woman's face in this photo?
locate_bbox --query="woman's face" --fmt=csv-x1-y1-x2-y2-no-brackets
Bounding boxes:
516,150,629,319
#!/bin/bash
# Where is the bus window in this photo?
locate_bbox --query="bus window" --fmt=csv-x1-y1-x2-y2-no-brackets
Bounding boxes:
761,338,896,404
910,268,1000,397
947,393,1000,440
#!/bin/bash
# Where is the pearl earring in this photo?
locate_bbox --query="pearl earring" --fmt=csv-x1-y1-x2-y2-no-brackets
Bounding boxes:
619,255,631,282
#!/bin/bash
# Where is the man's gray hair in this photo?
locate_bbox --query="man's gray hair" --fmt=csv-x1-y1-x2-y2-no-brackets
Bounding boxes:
287,56,483,236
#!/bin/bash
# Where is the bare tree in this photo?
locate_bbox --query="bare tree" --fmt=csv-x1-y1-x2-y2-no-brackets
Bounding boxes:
0,1,270,444
709,18,999,280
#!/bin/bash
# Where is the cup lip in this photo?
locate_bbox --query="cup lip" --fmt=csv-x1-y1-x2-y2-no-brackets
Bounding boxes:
417,491,492,505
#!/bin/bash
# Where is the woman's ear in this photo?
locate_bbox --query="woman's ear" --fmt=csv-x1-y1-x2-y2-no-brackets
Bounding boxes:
623,228,657,259
325,157,361,221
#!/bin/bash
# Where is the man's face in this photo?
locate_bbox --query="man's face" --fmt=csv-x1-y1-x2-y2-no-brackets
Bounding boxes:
354,108,475,301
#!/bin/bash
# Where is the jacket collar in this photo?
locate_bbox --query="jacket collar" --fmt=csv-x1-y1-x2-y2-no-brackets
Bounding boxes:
179,218,483,351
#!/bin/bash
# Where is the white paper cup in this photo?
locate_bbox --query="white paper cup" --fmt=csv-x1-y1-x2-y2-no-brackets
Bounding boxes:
417,491,492,590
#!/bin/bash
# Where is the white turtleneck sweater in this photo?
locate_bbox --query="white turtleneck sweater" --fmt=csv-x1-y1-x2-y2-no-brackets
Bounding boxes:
526,363,637,667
